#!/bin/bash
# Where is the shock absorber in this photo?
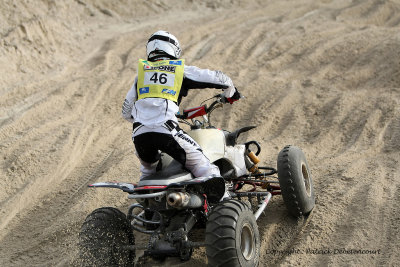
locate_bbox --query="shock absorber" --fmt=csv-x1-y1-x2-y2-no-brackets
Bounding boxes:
245,149,261,174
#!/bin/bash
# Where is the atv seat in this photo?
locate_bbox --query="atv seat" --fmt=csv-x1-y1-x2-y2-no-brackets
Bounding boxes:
137,158,193,186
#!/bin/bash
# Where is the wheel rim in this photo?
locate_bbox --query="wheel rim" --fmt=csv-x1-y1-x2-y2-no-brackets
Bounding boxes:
301,163,311,197
241,223,255,260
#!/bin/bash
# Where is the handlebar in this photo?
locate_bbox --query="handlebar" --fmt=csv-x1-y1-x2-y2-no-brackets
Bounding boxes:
176,90,242,128
207,95,225,112
176,94,225,120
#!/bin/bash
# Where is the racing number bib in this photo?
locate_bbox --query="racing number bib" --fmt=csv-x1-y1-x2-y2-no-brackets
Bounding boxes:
143,72,175,87
136,59,185,102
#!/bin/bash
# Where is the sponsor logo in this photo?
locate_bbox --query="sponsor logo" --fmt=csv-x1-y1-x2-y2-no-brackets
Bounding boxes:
161,88,176,96
175,132,196,146
143,65,176,73
139,87,149,94
169,60,182,65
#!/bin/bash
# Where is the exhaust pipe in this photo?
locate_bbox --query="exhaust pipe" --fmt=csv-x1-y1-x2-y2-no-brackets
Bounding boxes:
167,192,203,208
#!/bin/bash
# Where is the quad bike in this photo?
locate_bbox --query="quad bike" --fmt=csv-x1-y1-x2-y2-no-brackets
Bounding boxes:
79,95,315,266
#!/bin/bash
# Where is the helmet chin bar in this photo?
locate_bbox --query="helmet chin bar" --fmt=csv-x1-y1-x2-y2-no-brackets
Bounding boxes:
148,51,176,61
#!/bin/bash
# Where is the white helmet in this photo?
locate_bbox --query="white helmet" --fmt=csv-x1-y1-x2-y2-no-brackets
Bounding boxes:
146,30,181,60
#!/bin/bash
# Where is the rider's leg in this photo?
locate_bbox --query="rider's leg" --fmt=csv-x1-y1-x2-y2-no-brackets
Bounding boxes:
134,130,228,200
134,129,220,177
138,159,159,179
163,129,220,177
133,132,160,179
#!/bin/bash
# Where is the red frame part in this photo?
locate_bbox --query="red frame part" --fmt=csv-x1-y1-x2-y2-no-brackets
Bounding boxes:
134,185,167,191
183,105,207,119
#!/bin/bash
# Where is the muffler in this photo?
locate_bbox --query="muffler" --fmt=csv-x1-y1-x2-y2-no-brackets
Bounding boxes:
167,192,203,208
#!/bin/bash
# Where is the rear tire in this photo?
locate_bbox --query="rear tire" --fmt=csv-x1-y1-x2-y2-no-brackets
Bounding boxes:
205,199,260,267
79,207,135,266
277,145,315,217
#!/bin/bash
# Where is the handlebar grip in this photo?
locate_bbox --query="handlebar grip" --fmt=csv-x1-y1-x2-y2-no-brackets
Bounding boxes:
176,113,187,119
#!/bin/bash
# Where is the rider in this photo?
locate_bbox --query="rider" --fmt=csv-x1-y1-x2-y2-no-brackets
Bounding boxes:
122,30,241,180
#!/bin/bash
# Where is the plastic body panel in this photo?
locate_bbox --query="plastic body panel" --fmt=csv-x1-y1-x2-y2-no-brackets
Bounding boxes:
188,129,225,163
225,144,247,177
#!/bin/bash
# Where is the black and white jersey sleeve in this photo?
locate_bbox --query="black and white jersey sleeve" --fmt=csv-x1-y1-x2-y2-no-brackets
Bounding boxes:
180,65,236,102
121,77,138,123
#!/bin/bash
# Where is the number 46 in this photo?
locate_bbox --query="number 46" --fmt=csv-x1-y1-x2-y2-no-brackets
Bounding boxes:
150,73,168,84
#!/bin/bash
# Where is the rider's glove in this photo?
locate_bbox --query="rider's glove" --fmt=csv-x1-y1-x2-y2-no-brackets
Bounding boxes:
226,88,242,104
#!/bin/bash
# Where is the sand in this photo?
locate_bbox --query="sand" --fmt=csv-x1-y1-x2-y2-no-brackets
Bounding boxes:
1,0,399,266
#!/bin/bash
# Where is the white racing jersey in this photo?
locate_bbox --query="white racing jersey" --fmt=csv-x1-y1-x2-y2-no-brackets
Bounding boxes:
122,64,236,135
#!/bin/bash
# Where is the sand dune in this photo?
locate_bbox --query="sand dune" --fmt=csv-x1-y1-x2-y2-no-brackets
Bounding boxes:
1,0,399,266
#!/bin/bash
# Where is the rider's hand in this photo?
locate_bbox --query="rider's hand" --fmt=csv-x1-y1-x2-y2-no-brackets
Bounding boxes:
226,88,241,104
219,95,228,103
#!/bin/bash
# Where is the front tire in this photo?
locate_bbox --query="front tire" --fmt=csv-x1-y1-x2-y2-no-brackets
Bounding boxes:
277,145,315,217
79,207,135,266
205,199,260,267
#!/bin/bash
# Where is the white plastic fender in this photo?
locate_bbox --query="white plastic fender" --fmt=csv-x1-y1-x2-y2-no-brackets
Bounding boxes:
188,129,225,163
224,144,248,177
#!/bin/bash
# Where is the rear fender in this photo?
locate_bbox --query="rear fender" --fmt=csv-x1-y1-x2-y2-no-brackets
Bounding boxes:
88,182,136,193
